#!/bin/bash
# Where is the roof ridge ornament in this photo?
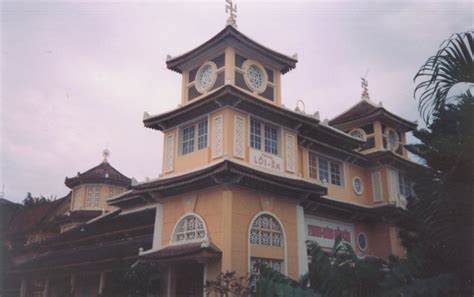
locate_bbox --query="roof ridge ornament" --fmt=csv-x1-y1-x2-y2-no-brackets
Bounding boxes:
102,148,110,163
225,0,237,28
361,77,370,101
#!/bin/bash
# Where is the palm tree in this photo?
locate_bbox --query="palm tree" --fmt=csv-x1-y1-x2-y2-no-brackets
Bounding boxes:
414,30,473,123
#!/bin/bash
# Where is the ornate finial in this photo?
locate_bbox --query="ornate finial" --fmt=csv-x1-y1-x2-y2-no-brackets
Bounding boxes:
102,148,110,162
225,0,237,28
361,69,370,100
295,99,306,113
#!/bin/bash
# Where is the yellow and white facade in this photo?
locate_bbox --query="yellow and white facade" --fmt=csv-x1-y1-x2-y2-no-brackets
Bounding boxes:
107,24,420,295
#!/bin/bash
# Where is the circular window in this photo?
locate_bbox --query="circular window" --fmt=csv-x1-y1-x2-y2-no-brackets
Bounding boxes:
385,128,400,151
242,60,268,93
349,128,367,141
352,176,364,195
357,232,368,251
195,61,217,93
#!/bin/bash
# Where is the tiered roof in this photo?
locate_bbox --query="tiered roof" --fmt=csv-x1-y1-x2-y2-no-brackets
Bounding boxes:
65,160,131,189
166,25,297,74
329,99,417,132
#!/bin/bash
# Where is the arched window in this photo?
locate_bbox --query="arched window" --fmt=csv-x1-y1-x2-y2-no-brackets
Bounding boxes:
248,212,286,275
249,214,282,246
172,214,206,243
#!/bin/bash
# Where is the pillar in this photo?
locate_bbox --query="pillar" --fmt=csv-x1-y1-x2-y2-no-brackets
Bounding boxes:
296,205,309,278
20,278,27,297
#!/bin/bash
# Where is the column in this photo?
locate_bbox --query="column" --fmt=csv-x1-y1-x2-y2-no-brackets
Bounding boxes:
296,205,309,278
20,278,27,297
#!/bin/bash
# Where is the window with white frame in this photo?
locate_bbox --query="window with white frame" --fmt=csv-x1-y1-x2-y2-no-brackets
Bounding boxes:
181,119,208,155
249,214,282,246
310,154,344,186
308,152,318,179
398,172,412,197
173,215,206,243
250,118,279,155
85,186,101,208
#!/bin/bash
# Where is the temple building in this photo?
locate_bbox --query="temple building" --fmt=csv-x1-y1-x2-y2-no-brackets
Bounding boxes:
2,8,422,297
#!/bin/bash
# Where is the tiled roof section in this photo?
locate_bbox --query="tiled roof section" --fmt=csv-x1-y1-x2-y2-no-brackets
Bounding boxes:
6,194,70,236
329,100,417,132
108,159,327,209
43,208,155,247
140,241,221,262
166,25,297,74
65,161,131,189
12,235,151,272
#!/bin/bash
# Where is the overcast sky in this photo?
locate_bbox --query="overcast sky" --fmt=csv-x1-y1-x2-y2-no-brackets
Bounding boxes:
1,0,471,203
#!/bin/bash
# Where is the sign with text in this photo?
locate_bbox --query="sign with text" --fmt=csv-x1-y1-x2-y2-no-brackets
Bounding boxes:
305,216,354,248
249,149,284,172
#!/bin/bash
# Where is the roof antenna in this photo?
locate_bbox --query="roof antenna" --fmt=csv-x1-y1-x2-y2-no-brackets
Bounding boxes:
225,0,237,28
361,69,370,101
0,184,5,199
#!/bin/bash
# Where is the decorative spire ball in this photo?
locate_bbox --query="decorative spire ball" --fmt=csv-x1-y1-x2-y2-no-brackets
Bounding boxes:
102,148,110,163
225,0,237,28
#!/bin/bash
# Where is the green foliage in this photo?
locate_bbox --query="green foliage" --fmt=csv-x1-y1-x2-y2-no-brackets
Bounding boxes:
308,236,386,297
414,30,473,123
22,192,55,207
402,95,473,295
205,271,253,297
256,265,318,297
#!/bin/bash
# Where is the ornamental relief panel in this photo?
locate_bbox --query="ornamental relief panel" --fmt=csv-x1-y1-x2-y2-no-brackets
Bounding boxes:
234,116,245,159
164,133,175,173
285,134,296,173
212,116,223,159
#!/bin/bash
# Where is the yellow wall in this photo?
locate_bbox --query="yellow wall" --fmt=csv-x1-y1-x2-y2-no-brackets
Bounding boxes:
159,186,300,281
71,184,125,211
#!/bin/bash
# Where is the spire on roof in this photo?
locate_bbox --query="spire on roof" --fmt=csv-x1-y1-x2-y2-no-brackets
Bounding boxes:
225,0,237,28
102,148,110,163
361,77,370,101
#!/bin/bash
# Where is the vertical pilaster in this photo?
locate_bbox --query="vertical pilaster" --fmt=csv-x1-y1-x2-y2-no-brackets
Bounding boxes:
224,47,235,85
153,203,164,250
373,121,383,149
296,205,308,278
222,190,233,271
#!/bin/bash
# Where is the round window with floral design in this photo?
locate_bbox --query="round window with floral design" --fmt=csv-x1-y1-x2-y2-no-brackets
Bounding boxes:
242,60,268,94
195,61,217,93
385,128,400,151
352,176,364,195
